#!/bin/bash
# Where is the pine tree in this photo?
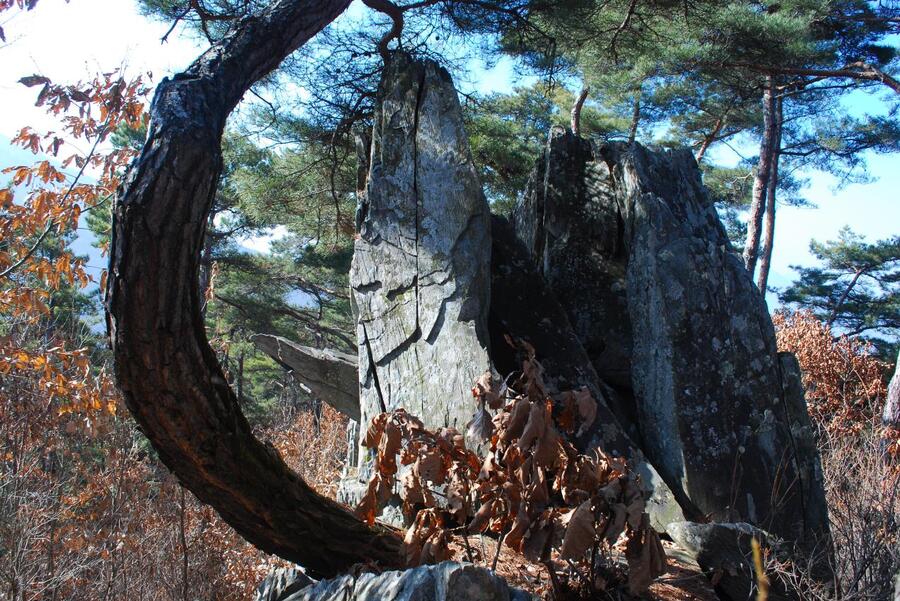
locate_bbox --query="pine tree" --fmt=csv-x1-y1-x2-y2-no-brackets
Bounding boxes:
779,227,899,354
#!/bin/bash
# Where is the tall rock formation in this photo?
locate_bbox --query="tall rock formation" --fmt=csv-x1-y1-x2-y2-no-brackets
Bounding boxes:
514,128,829,548
339,58,827,556
350,55,492,459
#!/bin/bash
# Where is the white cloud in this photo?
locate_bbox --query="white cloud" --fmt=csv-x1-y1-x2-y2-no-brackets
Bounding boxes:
0,0,202,139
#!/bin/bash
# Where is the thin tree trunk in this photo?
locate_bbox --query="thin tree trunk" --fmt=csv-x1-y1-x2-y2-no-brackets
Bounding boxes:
756,95,783,292
105,0,403,577
695,115,725,164
571,86,589,136
237,349,244,405
628,91,641,144
827,268,866,326
198,211,216,316
743,76,776,276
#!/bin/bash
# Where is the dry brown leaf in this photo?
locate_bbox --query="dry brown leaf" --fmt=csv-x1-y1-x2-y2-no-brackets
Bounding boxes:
363,412,388,448
504,503,532,551
356,473,393,525
501,442,525,471
597,477,623,502
438,427,465,451
446,470,470,522
466,405,495,443
421,530,452,564
404,508,440,566
478,451,498,480
472,370,503,409
415,447,447,484
625,497,644,530
468,498,496,534
501,398,531,443
560,499,595,560
401,470,434,520
625,516,667,595
527,464,550,508
573,388,597,436
518,401,547,451
533,424,561,469
502,480,522,507
604,502,627,544
377,418,402,476
522,513,553,562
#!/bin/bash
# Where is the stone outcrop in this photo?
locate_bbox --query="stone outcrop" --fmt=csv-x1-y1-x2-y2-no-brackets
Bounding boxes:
281,562,532,601
252,334,360,420
885,350,900,431
513,129,829,548
350,55,492,444
666,521,791,601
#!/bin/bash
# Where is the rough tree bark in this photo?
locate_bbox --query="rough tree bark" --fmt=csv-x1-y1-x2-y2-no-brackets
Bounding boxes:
105,0,403,577
743,76,776,276
756,94,783,292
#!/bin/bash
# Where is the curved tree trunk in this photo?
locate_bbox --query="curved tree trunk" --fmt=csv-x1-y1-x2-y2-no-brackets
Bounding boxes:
105,0,403,578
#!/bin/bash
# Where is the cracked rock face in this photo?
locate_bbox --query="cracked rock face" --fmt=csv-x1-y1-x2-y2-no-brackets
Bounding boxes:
514,129,829,547
350,55,492,461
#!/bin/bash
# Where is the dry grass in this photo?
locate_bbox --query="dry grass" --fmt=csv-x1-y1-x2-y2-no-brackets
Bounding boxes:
264,402,349,499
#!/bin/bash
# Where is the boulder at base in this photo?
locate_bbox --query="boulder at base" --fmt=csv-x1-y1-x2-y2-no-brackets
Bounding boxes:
280,561,532,601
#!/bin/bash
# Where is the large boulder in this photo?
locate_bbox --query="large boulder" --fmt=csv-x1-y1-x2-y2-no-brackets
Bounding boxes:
514,129,829,547
282,561,532,601
256,567,315,601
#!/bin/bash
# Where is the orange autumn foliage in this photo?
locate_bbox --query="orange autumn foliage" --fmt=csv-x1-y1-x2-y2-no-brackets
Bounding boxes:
773,310,890,439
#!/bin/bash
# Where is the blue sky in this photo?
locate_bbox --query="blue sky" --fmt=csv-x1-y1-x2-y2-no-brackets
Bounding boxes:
1,0,897,313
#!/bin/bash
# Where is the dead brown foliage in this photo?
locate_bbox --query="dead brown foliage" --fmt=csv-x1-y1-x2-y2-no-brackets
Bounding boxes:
773,310,889,439
357,340,666,598
773,310,899,600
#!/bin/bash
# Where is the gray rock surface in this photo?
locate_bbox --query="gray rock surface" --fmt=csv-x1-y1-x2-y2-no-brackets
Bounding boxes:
666,521,790,601
349,53,491,467
283,562,532,601
252,334,360,421
514,129,829,547
515,131,634,394
256,567,315,601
